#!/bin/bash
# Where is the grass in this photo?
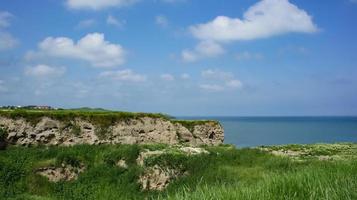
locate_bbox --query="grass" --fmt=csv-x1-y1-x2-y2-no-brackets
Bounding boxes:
0,127,7,140
171,120,219,133
0,109,171,126
0,143,356,200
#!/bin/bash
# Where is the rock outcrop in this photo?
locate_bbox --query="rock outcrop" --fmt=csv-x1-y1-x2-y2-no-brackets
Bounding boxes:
0,115,224,147
139,165,183,191
136,148,208,190
36,163,85,182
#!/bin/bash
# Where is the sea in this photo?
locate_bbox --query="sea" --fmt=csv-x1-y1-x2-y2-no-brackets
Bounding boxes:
177,117,357,147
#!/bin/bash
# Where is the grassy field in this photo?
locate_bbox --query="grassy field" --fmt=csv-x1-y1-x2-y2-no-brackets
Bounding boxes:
0,143,356,200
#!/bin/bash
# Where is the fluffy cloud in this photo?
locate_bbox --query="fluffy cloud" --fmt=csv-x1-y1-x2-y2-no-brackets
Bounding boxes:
200,69,243,91
0,11,18,51
235,51,263,61
27,33,126,68
190,0,318,42
76,19,96,29
107,15,125,28
24,64,66,78
66,0,138,10
181,73,190,80
99,69,146,82
160,74,175,81
199,84,224,92
0,11,12,28
201,69,234,80
156,15,169,27
0,80,8,92
226,80,243,88
181,41,224,62
0,32,18,50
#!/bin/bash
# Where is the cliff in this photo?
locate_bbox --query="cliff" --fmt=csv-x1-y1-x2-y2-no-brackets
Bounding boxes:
0,110,224,147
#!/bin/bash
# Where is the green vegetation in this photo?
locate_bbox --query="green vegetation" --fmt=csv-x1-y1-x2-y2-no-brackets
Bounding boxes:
171,120,218,133
70,124,81,136
0,109,171,125
0,143,356,200
0,127,7,141
0,109,220,129
0,127,7,150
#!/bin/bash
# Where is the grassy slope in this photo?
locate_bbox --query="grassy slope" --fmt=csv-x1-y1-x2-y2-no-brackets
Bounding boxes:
0,143,356,200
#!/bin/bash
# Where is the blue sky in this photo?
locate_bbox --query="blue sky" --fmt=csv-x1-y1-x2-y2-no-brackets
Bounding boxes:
0,0,357,116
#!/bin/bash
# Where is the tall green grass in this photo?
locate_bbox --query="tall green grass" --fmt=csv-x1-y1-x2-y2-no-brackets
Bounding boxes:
0,144,356,200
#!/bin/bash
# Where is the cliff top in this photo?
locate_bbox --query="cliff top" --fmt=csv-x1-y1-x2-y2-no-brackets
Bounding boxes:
0,109,219,124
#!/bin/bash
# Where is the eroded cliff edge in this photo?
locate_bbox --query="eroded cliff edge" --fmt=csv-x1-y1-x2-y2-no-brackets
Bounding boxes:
0,110,224,147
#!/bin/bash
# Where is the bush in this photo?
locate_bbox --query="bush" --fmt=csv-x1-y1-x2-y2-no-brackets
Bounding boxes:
0,127,7,140
0,127,8,150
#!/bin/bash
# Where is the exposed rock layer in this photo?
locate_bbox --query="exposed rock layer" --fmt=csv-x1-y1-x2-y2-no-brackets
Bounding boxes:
0,116,224,147
36,163,85,182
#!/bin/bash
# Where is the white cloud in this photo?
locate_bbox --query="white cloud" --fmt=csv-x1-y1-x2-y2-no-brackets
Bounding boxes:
161,74,175,81
181,73,190,80
0,11,12,28
107,15,125,28
0,80,8,92
201,69,234,80
0,32,18,50
66,0,138,10
0,11,18,51
181,50,197,62
181,41,224,62
200,69,243,91
235,51,263,61
99,69,146,82
24,64,66,78
190,0,318,42
226,79,243,89
27,33,126,68
156,15,169,27
199,84,224,92
76,19,96,29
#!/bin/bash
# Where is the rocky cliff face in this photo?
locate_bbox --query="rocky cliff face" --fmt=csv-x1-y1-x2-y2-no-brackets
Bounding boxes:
0,115,224,147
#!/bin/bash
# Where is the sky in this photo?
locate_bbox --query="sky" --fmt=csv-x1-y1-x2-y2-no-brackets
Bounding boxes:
0,0,357,116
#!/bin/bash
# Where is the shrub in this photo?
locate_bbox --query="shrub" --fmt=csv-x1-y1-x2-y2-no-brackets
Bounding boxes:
56,153,82,167
0,127,7,141
0,127,8,150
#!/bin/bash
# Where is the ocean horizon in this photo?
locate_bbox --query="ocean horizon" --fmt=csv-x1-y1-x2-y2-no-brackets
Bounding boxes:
177,116,357,147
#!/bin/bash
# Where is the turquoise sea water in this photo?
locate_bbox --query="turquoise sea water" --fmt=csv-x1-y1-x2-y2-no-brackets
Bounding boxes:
177,117,357,147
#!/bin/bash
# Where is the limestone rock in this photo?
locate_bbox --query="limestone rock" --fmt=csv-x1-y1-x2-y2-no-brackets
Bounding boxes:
36,163,85,182
116,159,128,169
138,165,181,191
0,116,224,147
180,147,209,155
136,150,165,166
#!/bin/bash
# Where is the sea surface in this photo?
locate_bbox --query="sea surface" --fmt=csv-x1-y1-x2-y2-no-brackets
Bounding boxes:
177,117,357,147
